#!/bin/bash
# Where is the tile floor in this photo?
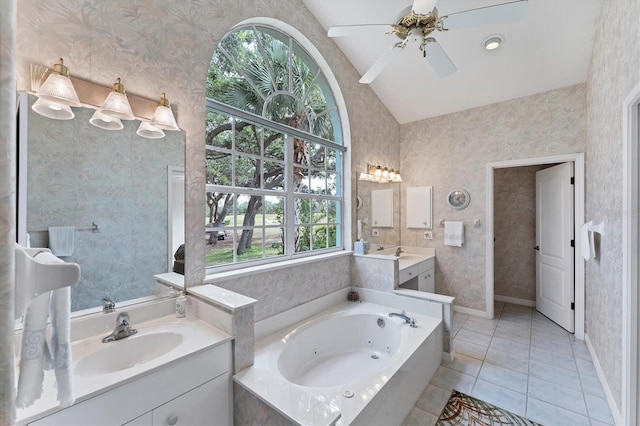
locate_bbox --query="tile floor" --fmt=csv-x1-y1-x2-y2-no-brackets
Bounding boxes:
403,302,615,426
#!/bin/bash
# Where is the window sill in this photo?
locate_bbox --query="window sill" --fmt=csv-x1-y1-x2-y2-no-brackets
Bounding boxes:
204,250,353,284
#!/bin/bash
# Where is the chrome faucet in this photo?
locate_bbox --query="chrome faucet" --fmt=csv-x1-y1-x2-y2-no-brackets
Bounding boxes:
102,312,137,343
394,247,404,256
389,310,417,328
376,245,385,251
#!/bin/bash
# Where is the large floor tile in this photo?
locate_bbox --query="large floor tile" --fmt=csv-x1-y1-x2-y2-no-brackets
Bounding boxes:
526,397,590,426
461,318,497,337
453,338,488,361
444,353,482,377
484,348,529,375
455,328,493,347
575,357,598,377
478,362,528,394
415,384,452,416
429,366,476,394
579,373,607,399
402,406,438,426
489,335,530,359
584,394,614,424
527,376,587,415
471,379,527,417
529,360,581,391
529,345,577,372
493,325,531,345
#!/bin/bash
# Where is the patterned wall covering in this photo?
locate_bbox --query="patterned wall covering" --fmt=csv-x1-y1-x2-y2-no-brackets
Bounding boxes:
15,1,399,315
494,165,548,302
585,0,640,412
0,1,16,423
24,95,184,311
399,84,587,311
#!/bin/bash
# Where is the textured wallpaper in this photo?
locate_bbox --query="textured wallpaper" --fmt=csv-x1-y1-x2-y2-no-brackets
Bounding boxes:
399,84,587,311
494,165,548,302
585,0,640,412
24,95,184,311
15,0,399,316
0,1,16,423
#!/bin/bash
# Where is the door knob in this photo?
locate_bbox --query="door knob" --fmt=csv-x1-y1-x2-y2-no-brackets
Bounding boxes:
534,245,540,251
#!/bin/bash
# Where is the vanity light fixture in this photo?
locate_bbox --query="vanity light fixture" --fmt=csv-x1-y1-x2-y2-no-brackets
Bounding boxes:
98,78,135,120
359,163,402,183
34,58,81,108
149,93,179,131
32,97,75,120
483,34,504,51
136,121,165,139
89,109,124,130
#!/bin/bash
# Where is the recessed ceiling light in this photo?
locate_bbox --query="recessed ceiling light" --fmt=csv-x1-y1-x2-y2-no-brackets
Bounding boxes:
483,34,504,51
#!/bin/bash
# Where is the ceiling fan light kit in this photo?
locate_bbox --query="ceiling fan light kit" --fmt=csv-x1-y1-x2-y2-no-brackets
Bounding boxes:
327,0,528,84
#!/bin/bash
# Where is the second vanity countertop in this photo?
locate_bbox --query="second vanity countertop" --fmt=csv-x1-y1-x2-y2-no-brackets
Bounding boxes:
16,313,232,424
354,246,435,270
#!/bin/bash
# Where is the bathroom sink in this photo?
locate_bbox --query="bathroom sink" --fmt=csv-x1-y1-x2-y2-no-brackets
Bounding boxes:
74,331,183,376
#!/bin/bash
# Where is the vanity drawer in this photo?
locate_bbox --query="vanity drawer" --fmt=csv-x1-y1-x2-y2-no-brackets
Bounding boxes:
417,258,434,273
399,265,418,284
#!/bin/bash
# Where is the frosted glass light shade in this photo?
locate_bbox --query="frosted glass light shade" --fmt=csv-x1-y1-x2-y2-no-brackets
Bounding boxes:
89,109,124,130
150,104,179,131
32,97,75,120
36,73,81,107
136,121,165,139
99,91,135,120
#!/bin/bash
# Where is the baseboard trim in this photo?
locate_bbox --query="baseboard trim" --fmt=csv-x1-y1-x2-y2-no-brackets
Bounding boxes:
494,295,536,307
585,333,623,425
453,305,492,319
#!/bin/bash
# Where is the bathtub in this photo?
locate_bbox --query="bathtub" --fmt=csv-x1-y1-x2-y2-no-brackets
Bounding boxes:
234,300,443,425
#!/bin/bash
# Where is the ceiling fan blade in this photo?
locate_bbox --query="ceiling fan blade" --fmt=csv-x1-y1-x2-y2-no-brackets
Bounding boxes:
412,0,437,14
328,24,392,38
359,47,402,84
443,0,528,30
425,40,457,78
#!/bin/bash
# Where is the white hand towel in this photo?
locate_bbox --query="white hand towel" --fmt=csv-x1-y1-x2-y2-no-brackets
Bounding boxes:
16,252,74,408
48,226,75,257
444,221,464,247
580,222,592,260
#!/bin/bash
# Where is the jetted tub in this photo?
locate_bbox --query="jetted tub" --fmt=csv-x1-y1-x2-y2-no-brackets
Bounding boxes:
234,301,443,425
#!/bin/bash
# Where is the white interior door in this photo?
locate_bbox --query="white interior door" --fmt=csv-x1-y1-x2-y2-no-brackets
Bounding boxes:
536,162,575,332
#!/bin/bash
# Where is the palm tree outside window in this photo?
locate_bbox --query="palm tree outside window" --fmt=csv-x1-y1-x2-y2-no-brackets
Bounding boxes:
205,24,345,270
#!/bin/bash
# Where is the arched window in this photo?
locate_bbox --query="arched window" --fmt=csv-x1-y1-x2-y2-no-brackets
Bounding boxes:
205,23,346,270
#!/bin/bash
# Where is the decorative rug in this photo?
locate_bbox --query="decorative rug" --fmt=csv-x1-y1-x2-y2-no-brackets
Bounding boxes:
436,390,542,426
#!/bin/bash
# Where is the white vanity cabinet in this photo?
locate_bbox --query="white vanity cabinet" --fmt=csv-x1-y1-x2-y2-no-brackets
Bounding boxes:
399,257,435,293
29,342,231,426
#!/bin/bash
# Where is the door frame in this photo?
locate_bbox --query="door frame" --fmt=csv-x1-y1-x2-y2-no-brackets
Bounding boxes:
622,79,640,426
486,153,585,340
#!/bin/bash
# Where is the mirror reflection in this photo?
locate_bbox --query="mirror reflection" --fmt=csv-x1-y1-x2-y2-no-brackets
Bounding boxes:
355,177,401,249
18,93,185,312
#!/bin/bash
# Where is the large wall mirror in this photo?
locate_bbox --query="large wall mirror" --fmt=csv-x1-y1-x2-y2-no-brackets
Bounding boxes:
355,176,401,247
16,93,185,312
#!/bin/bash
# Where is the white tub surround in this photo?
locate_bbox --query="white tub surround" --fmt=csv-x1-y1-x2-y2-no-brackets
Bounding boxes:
235,301,442,425
16,312,232,425
188,284,257,373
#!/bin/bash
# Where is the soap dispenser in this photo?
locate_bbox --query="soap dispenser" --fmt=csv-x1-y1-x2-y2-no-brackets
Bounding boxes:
176,291,186,318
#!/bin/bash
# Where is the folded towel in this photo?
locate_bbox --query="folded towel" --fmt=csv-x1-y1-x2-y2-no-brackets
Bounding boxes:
16,252,74,408
444,221,464,247
48,226,75,257
580,222,592,260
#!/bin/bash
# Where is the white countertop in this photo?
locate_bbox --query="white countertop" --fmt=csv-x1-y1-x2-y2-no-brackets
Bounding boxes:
16,315,231,424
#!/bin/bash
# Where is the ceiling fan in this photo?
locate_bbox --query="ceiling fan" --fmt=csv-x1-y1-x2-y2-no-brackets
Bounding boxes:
327,0,528,84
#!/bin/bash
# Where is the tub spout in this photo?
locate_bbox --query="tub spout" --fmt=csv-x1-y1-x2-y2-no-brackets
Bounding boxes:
389,310,417,328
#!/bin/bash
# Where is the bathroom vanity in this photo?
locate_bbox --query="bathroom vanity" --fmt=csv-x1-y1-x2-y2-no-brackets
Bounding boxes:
398,255,435,293
17,312,232,426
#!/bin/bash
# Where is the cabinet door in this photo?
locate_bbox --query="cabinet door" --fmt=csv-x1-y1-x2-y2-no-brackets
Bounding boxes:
152,374,230,426
418,269,435,293
371,188,394,227
406,186,433,229
124,411,153,426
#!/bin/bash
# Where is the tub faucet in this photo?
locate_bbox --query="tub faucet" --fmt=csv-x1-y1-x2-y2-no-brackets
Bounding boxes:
389,310,417,328
102,312,138,343
394,247,404,256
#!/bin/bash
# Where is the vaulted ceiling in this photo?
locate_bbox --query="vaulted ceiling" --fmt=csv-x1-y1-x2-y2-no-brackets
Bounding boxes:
302,0,603,123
